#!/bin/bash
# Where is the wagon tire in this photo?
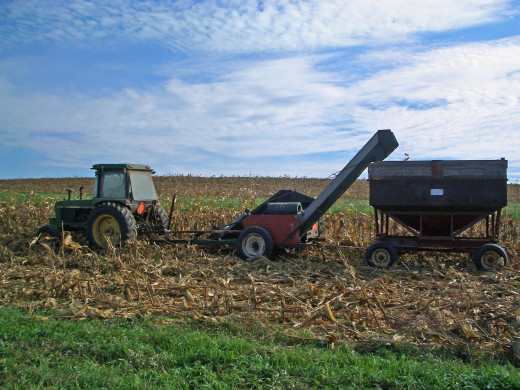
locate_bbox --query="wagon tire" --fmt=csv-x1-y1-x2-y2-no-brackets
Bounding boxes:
366,242,397,268
237,226,273,261
474,244,507,271
35,224,61,250
86,202,136,249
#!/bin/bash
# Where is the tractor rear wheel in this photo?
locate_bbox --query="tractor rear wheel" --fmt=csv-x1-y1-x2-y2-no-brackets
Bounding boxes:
237,226,273,261
35,224,61,250
86,202,136,249
152,205,169,231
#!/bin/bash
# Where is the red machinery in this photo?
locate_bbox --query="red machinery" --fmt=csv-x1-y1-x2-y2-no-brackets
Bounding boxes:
163,130,399,260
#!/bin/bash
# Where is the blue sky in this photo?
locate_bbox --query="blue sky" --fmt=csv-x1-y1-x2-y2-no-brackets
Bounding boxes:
1,0,519,180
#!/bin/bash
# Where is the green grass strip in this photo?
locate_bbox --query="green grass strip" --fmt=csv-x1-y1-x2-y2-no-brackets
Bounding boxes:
1,190,520,219
0,307,518,389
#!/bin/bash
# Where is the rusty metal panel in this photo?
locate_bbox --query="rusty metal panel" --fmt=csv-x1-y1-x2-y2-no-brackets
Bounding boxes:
369,159,507,179
243,215,301,245
388,212,487,236
369,160,508,212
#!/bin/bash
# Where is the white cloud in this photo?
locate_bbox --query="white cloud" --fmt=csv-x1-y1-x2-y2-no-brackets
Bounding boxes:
0,56,357,171
345,37,520,170
1,0,520,179
2,36,519,178
1,0,516,52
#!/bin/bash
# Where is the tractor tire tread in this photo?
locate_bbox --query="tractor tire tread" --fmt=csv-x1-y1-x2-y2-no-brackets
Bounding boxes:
86,202,137,249
154,205,170,231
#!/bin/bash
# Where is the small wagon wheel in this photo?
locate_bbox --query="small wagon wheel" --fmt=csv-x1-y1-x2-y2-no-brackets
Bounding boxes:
473,244,507,271
366,242,398,268
237,226,274,261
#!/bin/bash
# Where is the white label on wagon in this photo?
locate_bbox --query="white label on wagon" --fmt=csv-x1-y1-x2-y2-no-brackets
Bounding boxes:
431,189,444,196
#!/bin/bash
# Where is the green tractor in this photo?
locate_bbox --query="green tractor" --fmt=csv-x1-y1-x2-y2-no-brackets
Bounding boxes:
36,164,169,249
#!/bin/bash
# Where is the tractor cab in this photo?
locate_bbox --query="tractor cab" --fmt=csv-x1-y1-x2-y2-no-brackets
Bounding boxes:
92,164,158,207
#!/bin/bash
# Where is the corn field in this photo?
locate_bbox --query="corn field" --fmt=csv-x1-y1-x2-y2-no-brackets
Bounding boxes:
1,176,520,359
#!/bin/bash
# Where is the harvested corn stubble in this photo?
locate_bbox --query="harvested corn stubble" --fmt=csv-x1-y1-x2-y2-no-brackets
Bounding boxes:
1,177,519,359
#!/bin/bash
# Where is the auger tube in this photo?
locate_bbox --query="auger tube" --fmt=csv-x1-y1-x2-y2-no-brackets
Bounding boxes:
297,129,398,236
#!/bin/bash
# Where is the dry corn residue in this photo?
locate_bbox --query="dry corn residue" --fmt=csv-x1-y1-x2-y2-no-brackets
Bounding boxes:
1,176,520,360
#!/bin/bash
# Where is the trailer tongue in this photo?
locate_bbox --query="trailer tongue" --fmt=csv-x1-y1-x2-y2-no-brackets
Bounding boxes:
164,129,399,260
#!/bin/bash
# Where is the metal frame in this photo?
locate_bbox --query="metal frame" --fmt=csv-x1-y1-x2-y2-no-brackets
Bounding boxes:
373,206,503,253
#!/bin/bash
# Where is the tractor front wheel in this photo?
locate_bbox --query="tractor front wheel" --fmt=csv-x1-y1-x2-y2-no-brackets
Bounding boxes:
35,224,61,250
237,226,274,261
86,202,136,249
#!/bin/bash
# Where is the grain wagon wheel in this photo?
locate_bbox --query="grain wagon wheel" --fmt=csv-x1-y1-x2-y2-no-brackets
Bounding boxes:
473,244,507,271
86,202,136,249
365,242,398,268
237,226,273,261
35,224,61,250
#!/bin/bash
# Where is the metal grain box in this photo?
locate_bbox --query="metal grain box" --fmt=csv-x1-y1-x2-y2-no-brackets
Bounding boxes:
369,160,508,212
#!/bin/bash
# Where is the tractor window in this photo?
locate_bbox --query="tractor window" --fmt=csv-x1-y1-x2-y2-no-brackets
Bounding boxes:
100,171,127,199
129,170,157,201
94,176,99,198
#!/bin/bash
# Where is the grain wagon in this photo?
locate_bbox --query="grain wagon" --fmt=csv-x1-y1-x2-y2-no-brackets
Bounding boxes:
366,159,508,270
